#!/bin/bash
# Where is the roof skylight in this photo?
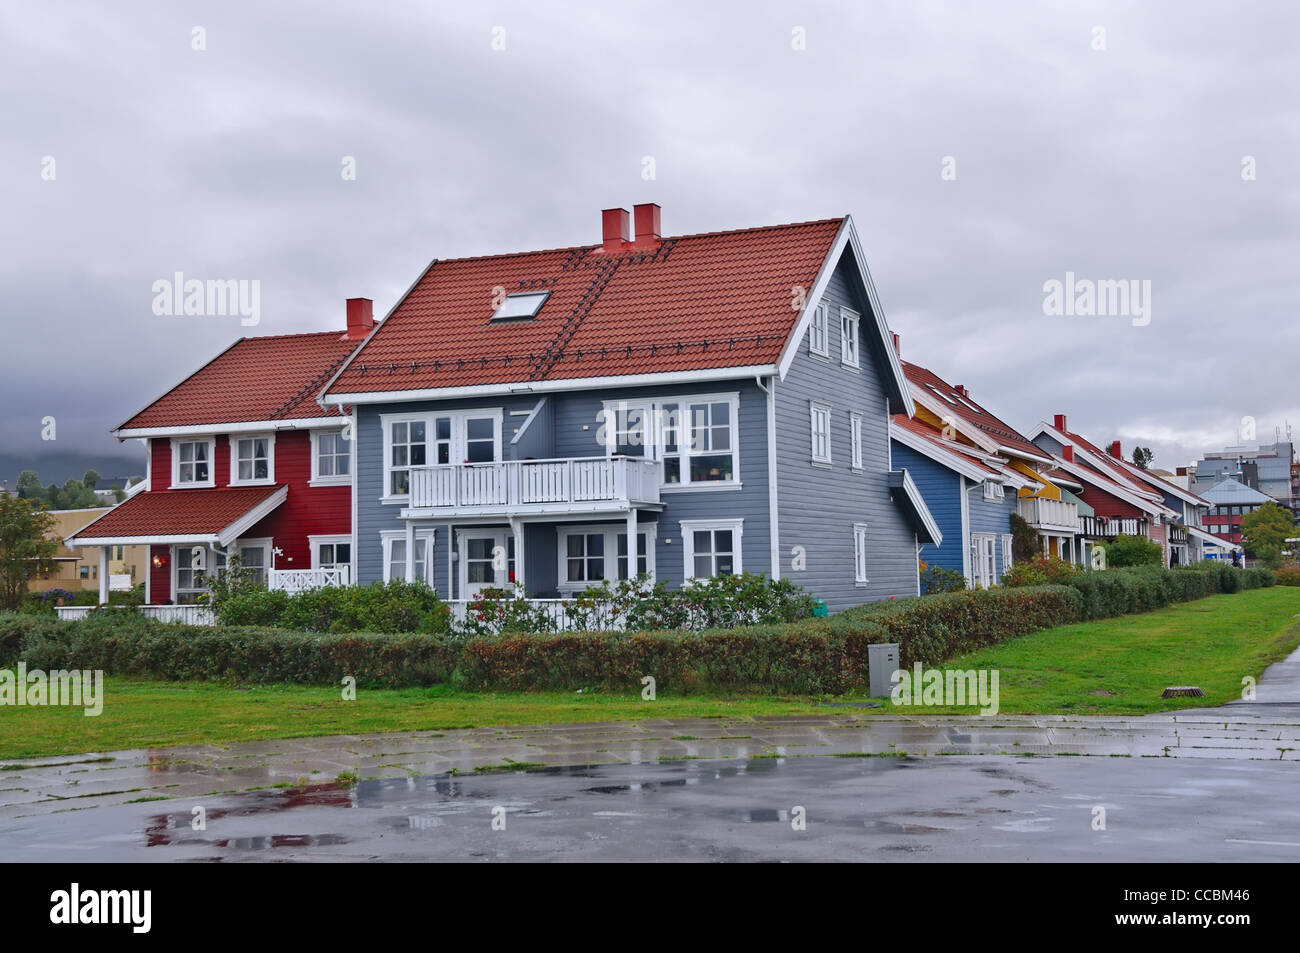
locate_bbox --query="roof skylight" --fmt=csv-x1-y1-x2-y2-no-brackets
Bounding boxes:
491,291,550,322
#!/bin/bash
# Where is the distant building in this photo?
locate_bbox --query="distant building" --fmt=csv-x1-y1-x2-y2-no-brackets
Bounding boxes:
1199,478,1274,547
1191,440,1297,517
29,508,148,594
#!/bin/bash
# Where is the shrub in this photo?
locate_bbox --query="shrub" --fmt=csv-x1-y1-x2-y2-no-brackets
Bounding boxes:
1002,555,1078,588
1275,566,1300,587
919,562,967,594
19,612,459,687
1099,534,1163,568
214,580,451,635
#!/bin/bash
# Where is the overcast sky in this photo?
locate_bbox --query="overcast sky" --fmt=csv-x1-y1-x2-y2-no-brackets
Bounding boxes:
3,0,1297,473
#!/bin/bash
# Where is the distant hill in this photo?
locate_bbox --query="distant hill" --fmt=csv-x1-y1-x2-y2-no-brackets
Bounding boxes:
0,448,148,491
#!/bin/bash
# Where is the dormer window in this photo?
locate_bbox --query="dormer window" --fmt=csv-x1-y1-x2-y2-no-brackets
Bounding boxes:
491,291,550,322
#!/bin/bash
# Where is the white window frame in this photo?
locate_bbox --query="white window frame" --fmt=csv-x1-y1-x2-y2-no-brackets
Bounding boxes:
381,409,503,502
380,528,436,584
229,433,275,487
983,480,1004,501
840,306,860,368
310,428,352,487
680,518,743,581
970,533,996,589
310,534,353,571
170,437,216,488
229,537,272,586
808,304,829,357
854,522,869,585
849,412,864,470
600,393,741,491
810,401,832,466
556,523,658,591
1001,533,1014,574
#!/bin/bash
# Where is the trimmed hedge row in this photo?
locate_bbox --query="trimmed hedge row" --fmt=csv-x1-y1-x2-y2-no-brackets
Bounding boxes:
0,564,1278,693
13,612,458,688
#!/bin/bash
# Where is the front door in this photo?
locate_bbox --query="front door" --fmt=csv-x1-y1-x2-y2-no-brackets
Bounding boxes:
460,531,515,598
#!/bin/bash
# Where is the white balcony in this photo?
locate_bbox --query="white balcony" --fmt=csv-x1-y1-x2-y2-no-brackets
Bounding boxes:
406,456,662,516
269,566,351,593
1018,497,1078,533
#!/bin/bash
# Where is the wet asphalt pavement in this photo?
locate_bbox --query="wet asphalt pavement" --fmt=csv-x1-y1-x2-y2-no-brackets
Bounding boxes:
4,754,1299,862
3,645,1300,861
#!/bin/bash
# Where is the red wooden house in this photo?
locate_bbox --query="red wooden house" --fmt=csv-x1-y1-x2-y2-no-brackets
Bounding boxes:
66,303,372,610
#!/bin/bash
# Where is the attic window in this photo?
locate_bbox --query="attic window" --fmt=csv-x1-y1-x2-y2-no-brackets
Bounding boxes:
926,385,958,406
491,291,550,322
954,396,982,415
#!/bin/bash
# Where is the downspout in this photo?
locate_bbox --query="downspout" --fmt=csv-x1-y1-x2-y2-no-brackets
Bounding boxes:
756,375,780,580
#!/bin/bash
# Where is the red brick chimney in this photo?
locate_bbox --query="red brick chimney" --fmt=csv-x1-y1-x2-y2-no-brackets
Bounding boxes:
1053,414,1068,432
954,384,968,398
891,332,901,357
600,208,630,254
1062,445,1075,463
1109,440,1122,459
343,298,373,340
630,203,661,247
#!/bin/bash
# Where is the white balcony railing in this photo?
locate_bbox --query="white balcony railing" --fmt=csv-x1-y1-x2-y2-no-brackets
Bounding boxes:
408,456,661,512
56,604,216,625
1018,497,1079,533
269,566,351,593
1077,515,1147,538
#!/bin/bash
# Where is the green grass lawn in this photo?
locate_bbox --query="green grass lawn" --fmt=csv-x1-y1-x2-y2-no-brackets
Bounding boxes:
2,587,1298,759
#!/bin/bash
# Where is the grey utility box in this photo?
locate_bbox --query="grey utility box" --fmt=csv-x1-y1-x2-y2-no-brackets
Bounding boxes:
868,643,901,699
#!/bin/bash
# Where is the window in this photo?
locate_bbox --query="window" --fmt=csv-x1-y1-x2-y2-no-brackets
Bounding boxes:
849,412,863,470
174,543,211,603
810,402,832,465
970,534,996,589
232,435,273,485
234,540,269,586
983,481,1004,501
381,530,435,584
557,525,657,589
388,419,427,496
607,394,739,488
840,307,860,367
681,519,742,580
172,439,214,487
313,536,352,571
854,523,868,585
313,430,351,484
382,411,502,498
491,291,550,322
1002,534,1014,573
466,536,514,585
809,304,829,357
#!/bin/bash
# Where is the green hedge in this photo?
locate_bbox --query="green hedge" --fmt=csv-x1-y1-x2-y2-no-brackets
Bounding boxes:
0,563,1279,693
11,612,458,688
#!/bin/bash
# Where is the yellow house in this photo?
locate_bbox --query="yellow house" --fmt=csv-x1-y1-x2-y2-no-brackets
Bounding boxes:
29,508,147,594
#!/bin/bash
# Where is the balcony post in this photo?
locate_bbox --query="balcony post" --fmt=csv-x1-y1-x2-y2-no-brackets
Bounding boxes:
98,546,109,606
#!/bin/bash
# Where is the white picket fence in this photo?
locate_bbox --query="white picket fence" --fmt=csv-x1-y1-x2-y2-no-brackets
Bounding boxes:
56,604,216,625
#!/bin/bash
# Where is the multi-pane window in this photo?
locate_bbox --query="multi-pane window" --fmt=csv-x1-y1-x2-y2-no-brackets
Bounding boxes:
849,412,863,469
809,304,829,356
565,533,605,583
685,524,740,579
316,431,350,479
236,544,267,586
235,436,271,482
464,536,514,586
318,542,351,570
389,420,427,495
386,537,429,583
810,402,832,465
661,403,682,483
175,441,211,485
840,307,860,367
1002,534,1014,573
465,417,496,463
175,546,211,604
854,523,868,584
611,405,650,456
687,401,733,482
617,533,649,579
983,481,1004,501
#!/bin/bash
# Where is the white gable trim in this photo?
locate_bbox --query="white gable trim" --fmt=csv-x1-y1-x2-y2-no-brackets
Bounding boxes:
890,422,992,482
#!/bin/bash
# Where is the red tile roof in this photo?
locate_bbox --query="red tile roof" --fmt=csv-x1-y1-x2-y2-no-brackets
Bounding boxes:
118,332,358,431
66,486,284,541
902,361,1049,461
325,218,845,395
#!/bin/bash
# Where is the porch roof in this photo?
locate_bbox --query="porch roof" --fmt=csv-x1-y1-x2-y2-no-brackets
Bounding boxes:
63,486,288,548
889,468,943,545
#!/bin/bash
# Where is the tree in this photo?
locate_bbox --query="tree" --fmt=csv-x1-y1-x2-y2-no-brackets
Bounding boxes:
1101,533,1163,567
82,469,100,490
0,496,58,610
1241,501,1299,569
15,470,41,499
1009,512,1039,563
1131,446,1154,470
